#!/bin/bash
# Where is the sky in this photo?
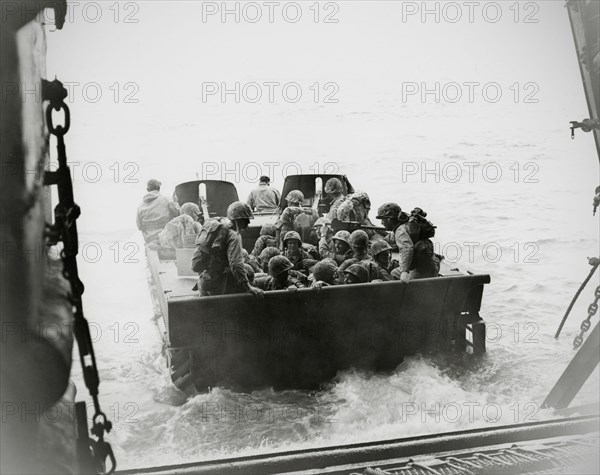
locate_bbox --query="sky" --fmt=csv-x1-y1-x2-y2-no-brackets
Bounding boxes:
42,0,597,233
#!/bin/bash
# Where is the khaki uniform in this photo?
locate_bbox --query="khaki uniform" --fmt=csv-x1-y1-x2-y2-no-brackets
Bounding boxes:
247,184,280,211
384,222,419,273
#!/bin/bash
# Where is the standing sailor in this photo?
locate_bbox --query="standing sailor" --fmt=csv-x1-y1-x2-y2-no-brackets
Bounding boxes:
192,201,264,297
247,176,281,212
136,179,180,244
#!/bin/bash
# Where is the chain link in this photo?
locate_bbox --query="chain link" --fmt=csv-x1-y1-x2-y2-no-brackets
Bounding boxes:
573,285,600,349
43,78,115,474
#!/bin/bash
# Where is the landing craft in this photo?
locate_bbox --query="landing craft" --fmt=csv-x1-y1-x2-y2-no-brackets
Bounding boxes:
147,175,489,393
1,0,599,474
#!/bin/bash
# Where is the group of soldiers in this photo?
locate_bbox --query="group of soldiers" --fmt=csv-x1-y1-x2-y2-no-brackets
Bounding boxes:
136,177,441,299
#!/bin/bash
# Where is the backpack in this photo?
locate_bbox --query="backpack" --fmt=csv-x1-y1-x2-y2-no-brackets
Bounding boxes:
410,214,436,240
287,207,317,242
192,218,230,273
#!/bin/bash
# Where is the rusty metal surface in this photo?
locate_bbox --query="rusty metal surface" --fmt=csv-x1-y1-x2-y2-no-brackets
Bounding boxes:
166,274,489,391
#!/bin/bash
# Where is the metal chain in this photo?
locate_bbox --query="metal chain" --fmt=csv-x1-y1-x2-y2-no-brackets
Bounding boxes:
573,284,600,349
43,78,115,474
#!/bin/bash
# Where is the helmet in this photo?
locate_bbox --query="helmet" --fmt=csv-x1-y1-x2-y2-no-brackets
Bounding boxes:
313,217,332,228
324,178,343,194
370,239,392,257
286,190,304,205
180,202,200,219
227,201,254,220
332,230,351,246
283,231,302,245
343,263,369,283
258,247,280,267
260,224,277,237
268,255,294,276
351,192,371,210
349,230,369,250
376,203,401,220
312,259,338,284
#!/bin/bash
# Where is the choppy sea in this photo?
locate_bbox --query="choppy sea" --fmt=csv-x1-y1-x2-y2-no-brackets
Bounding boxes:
44,1,599,469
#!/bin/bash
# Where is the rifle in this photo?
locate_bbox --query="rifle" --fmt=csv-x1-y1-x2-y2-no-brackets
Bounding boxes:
331,219,388,234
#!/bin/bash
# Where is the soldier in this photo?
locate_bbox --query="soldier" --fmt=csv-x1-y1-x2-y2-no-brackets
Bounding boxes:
276,190,319,245
191,201,263,297
338,230,382,282
376,203,418,283
343,263,369,285
157,202,202,255
247,175,281,212
136,179,180,244
313,216,335,259
311,258,338,289
282,231,318,274
257,246,281,273
264,255,307,291
332,230,353,265
369,239,397,281
324,178,346,220
254,247,280,289
251,224,278,257
336,192,371,223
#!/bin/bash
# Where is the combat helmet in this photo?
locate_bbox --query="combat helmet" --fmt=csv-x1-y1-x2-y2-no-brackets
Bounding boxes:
332,230,351,246
312,259,338,284
268,255,294,277
227,201,254,220
260,224,277,236
313,216,332,228
370,239,392,257
349,230,369,250
324,178,343,194
283,231,302,246
343,263,369,283
376,203,401,220
258,247,280,267
286,190,304,205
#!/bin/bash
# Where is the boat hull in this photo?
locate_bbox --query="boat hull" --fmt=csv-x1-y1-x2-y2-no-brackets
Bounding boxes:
148,251,489,392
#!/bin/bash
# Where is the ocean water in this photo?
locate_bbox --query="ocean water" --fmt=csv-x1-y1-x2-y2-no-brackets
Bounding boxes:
43,1,599,470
